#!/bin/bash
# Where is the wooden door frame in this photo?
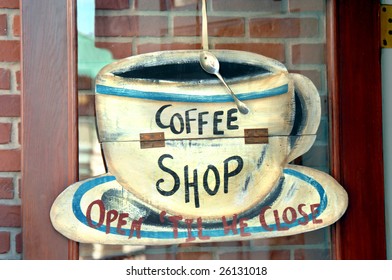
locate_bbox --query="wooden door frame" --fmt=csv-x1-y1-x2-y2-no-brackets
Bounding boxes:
328,0,386,259
20,0,386,259
21,0,78,259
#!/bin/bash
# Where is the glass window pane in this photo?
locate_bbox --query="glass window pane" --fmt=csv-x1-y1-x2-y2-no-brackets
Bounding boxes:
77,0,331,260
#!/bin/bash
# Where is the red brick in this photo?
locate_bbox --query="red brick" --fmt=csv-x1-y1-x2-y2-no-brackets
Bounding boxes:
0,122,12,144
15,232,22,253
95,0,129,10
202,240,250,248
294,248,331,260
0,205,21,227
219,249,290,260
78,75,93,90
0,40,20,62
252,234,305,246
78,94,95,116
250,18,319,38
176,243,216,259
95,42,132,59
0,177,13,199
13,14,20,37
0,149,21,171
213,0,281,13
0,14,7,36
146,253,175,260
0,68,10,89
289,0,325,12
174,16,244,37
175,251,214,260
0,0,19,9
292,43,325,65
137,43,200,54
0,231,10,254
215,43,285,63
252,229,328,247
135,0,164,11
0,94,20,117
95,16,168,37
289,69,322,90
135,0,195,11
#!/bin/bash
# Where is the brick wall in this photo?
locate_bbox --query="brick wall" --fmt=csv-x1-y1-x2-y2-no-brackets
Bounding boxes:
79,0,330,260
0,0,21,260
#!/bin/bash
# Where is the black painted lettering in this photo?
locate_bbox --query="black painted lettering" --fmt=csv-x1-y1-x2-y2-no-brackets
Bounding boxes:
198,111,209,135
185,108,197,134
203,165,220,195
170,113,185,134
156,154,180,196
184,165,200,208
155,104,172,129
223,156,244,193
213,110,224,135
227,108,239,130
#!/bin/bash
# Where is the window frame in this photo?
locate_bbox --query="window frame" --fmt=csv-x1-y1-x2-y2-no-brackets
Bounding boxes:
20,0,386,259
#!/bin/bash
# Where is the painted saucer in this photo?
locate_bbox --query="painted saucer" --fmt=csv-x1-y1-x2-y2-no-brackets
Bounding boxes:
50,164,348,245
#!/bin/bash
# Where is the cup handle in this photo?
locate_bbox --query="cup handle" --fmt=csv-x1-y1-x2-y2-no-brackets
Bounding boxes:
286,73,321,163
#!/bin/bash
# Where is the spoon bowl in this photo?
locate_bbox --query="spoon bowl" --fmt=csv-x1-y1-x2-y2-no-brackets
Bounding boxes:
199,51,250,114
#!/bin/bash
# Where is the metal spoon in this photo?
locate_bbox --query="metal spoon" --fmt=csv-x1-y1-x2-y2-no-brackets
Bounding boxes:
200,50,249,114
199,0,249,114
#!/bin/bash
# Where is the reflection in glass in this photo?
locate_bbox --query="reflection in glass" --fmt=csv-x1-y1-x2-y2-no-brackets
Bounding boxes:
77,0,331,260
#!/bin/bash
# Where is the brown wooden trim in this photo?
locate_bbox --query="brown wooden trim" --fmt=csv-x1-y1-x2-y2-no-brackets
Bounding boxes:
66,0,79,260
21,0,78,259
326,0,340,260
332,0,386,259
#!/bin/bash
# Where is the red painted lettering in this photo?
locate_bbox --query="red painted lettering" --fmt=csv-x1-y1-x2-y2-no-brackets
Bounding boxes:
86,199,105,229
222,214,238,235
168,215,182,238
239,218,251,237
116,212,129,235
273,210,289,231
185,219,196,242
297,203,309,225
105,209,118,234
259,206,273,231
310,203,323,224
159,211,167,223
197,217,210,240
282,207,297,224
128,217,144,239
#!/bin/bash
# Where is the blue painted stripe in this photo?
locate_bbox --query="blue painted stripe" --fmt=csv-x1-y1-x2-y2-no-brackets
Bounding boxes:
72,168,327,240
96,84,289,103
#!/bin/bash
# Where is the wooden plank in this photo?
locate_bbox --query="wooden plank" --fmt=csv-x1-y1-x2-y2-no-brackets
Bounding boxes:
332,0,386,259
21,0,78,259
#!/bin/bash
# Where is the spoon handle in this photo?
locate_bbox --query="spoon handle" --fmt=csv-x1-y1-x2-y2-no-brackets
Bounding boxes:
201,0,209,50
214,72,250,114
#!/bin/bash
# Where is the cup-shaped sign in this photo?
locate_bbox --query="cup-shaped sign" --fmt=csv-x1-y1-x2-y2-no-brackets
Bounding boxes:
95,50,320,219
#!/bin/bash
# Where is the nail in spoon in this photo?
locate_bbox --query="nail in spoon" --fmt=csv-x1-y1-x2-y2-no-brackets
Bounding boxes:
200,50,250,114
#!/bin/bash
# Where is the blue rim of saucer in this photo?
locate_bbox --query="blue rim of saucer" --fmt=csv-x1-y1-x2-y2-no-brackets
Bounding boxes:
72,168,327,239
95,83,288,103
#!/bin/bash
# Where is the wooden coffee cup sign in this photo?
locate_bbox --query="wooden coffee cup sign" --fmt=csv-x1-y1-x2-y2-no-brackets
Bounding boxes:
50,49,348,245
50,1,347,245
